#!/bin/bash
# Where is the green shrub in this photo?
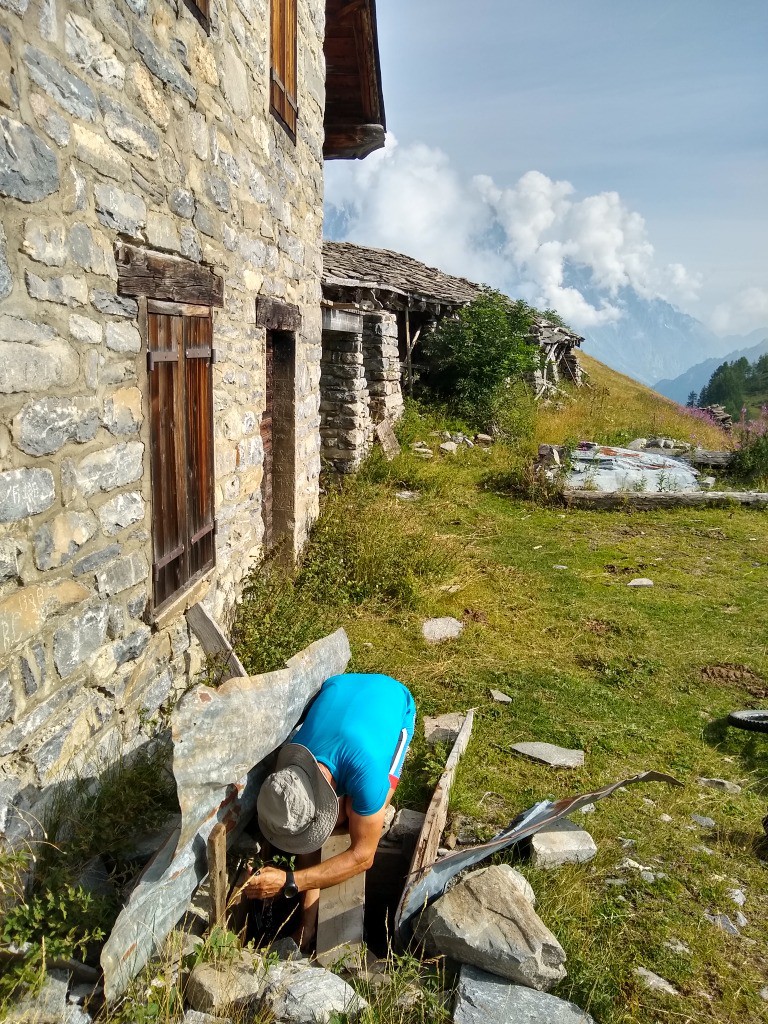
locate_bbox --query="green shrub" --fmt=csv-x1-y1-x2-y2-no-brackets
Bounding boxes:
729,412,768,486
419,289,536,429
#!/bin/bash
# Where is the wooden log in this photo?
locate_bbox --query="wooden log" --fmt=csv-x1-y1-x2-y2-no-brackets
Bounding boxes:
207,823,228,929
256,296,302,332
116,243,224,306
406,710,475,883
687,450,735,468
562,490,768,511
185,604,247,681
315,834,365,968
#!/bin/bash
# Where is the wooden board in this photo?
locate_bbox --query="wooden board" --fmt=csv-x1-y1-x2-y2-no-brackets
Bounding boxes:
256,296,302,332
116,244,224,306
207,823,228,929
185,604,247,680
406,710,474,883
315,834,365,968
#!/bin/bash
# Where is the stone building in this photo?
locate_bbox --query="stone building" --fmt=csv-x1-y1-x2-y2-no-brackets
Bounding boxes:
320,241,584,470
0,0,385,838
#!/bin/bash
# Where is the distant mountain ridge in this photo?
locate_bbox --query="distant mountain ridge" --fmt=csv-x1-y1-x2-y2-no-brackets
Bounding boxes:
654,331,768,403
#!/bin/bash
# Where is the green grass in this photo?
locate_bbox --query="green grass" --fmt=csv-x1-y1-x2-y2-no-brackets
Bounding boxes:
233,403,768,1024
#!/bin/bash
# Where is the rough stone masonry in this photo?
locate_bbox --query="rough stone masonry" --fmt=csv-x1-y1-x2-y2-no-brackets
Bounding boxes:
0,0,329,839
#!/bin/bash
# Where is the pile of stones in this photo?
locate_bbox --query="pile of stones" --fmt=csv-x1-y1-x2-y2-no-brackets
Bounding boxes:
410,432,494,459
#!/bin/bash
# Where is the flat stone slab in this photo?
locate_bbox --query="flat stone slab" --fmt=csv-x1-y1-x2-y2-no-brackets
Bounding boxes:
634,967,679,996
424,712,465,745
422,617,464,643
454,965,595,1024
489,689,512,703
511,741,585,768
259,961,368,1024
388,808,426,843
698,777,741,795
530,820,597,868
628,578,654,587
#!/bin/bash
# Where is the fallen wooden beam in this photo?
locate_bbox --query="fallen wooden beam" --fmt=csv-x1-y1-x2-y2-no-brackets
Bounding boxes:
207,822,228,929
562,490,768,511
186,603,247,681
406,710,475,884
316,834,365,968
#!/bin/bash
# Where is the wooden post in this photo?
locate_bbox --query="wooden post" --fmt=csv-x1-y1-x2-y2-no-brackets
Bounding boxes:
186,604,248,682
405,307,412,397
315,834,365,968
207,823,228,929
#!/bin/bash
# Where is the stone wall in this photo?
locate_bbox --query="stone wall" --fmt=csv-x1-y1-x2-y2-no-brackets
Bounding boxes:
0,0,325,838
320,311,403,474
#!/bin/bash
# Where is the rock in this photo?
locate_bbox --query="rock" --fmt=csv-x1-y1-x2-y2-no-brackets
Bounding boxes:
0,114,59,202
395,490,420,502
64,13,125,88
182,1013,231,1024
132,25,196,102
97,491,145,535
33,511,97,570
439,441,458,455
67,442,144,496
91,289,138,317
259,960,368,1023
424,712,465,745
626,438,647,451
415,864,566,989
101,95,159,160
530,820,597,869
5,968,69,1023
0,468,55,522
453,965,591,1024
270,937,304,962
659,813,673,823
553,564,569,570
664,938,691,955
735,910,748,928
421,617,464,643
475,434,494,445
505,867,536,905
704,912,740,937
26,270,88,306
53,603,110,677
691,814,716,829
728,887,746,907
73,123,129,180
95,182,147,236
634,967,678,996
698,777,741,795
490,688,512,703
414,449,433,459
510,741,585,768
186,956,265,1014
13,397,99,456
388,808,426,844
578,803,596,815
23,45,97,121
95,551,149,597
628,578,654,587
759,985,768,1002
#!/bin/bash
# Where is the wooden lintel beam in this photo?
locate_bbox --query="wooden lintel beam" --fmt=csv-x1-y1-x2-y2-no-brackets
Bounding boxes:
255,296,302,332
116,243,224,307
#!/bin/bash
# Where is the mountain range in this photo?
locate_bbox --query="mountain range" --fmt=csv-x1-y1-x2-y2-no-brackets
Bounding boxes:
653,331,768,404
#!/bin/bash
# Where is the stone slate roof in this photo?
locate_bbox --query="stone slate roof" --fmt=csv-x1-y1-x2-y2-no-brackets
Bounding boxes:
322,241,482,306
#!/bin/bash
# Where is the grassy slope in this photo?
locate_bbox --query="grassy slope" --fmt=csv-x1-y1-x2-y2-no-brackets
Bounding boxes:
537,354,732,450
233,369,766,1024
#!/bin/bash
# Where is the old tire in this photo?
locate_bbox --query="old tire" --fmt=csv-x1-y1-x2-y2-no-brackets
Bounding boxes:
727,710,768,734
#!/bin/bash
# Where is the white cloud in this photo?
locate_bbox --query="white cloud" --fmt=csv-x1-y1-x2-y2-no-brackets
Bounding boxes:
325,136,704,330
710,286,768,335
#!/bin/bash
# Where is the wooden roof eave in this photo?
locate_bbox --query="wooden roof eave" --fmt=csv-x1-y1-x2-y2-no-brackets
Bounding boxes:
324,0,386,160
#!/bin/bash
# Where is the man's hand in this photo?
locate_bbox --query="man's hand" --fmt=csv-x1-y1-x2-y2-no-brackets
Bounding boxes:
243,866,287,900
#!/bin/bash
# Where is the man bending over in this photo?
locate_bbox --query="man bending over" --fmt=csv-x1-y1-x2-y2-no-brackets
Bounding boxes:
244,672,416,945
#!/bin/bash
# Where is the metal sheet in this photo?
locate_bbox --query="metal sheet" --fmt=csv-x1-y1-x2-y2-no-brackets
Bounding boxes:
395,770,682,943
566,443,700,493
101,629,351,1001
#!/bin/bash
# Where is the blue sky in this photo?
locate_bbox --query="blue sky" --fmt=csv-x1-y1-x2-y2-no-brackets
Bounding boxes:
325,0,767,334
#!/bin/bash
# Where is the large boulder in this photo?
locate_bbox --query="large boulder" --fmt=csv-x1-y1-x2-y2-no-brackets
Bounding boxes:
454,965,595,1024
415,864,566,990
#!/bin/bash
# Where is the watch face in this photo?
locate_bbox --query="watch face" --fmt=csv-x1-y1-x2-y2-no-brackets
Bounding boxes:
284,871,299,898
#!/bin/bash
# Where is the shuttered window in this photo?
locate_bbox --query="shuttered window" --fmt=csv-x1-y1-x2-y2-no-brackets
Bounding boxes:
182,0,210,32
147,300,216,611
270,0,298,139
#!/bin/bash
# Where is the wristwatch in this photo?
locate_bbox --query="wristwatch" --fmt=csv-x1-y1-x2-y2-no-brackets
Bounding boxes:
283,869,299,899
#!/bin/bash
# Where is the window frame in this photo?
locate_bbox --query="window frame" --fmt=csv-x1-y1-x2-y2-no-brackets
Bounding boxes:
270,0,298,141
182,0,211,34
145,298,217,615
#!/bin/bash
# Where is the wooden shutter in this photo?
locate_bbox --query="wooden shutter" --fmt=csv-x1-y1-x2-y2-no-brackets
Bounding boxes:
148,302,215,610
271,0,298,137
261,332,275,549
183,0,210,31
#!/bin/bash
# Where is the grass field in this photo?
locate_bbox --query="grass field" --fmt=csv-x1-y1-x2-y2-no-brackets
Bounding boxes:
234,378,768,1023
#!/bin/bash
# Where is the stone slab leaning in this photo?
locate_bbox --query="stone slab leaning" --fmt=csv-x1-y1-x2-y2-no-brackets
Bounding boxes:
100,629,351,1001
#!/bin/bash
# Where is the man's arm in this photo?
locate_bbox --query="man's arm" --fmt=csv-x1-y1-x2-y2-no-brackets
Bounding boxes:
244,797,391,899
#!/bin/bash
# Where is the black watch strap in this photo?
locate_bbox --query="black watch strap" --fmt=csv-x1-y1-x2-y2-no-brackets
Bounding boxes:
283,868,299,899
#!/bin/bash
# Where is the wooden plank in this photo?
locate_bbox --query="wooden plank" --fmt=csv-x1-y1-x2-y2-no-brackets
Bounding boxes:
207,823,228,929
316,834,365,968
256,296,302,332
185,604,248,680
117,243,224,307
406,710,475,882
562,490,768,511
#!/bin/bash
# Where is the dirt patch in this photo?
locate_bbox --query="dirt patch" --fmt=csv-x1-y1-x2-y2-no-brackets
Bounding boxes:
583,618,619,636
700,663,768,698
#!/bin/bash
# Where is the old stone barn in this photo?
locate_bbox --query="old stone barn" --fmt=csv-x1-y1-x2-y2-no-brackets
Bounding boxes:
320,240,585,471
0,0,386,837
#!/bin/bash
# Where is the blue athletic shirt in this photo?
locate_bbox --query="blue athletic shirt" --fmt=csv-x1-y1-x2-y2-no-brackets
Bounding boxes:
293,673,416,816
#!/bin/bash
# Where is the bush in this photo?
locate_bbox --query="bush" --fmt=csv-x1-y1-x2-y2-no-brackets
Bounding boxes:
729,407,768,485
419,290,537,429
